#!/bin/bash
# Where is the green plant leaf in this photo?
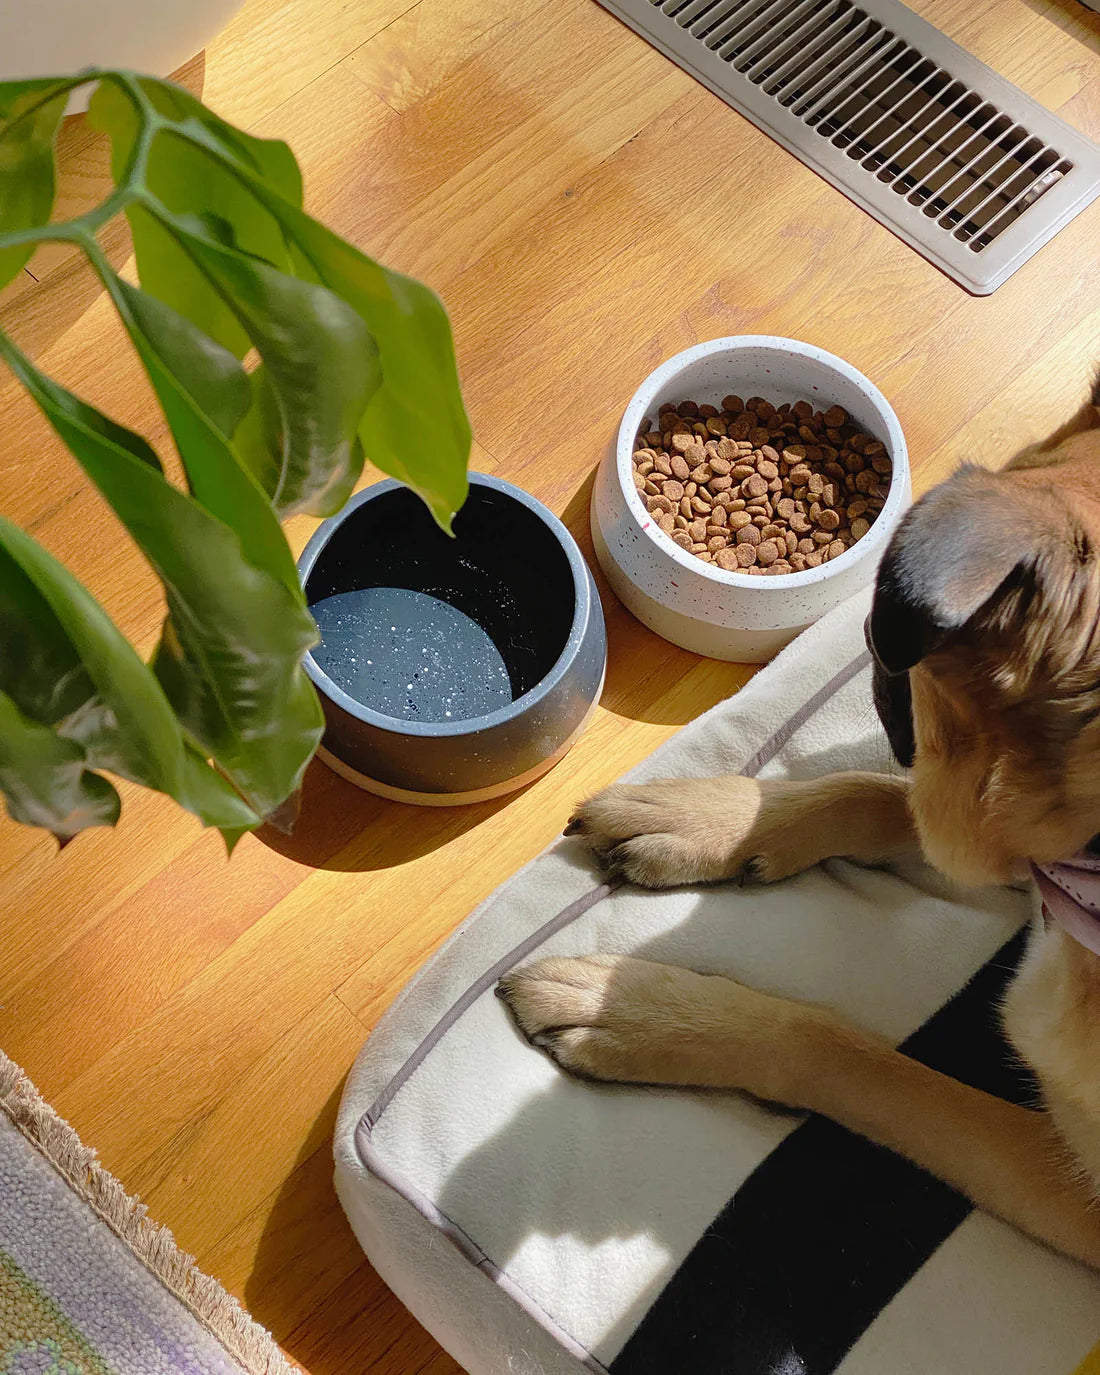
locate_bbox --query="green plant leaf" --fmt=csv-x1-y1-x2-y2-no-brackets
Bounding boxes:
150,208,381,516
0,330,165,473
0,340,323,819
265,209,470,530
0,516,180,788
0,76,78,121
89,78,300,358
89,80,250,357
132,202,257,358
0,515,261,842
0,691,120,843
151,614,321,828
178,742,256,851
135,77,303,208
0,79,71,288
103,272,302,595
90,75,468,525
113,275,251,437
231,365,282,496
0,533,95,725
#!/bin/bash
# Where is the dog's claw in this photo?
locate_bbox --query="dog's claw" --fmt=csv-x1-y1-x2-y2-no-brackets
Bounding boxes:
606,844,631,875
563,815,586,837
738,855,766,886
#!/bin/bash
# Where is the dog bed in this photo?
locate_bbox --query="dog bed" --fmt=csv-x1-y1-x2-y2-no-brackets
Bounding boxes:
333,588,1100,1375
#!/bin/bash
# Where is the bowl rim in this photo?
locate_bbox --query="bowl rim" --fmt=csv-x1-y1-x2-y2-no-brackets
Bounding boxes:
296,472,597,738
617,335,909,591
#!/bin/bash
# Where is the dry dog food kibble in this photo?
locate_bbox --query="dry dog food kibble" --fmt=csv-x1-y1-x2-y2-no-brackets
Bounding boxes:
632,395,892,575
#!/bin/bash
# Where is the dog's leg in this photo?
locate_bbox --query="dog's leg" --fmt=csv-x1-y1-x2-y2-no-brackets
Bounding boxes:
499,955,1100,1268
566,771,915,887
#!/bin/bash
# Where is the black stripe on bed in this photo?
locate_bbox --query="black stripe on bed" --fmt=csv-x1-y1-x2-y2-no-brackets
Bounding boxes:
610,927,1038,1375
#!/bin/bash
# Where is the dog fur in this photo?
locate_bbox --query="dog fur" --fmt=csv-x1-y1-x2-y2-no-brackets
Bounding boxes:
499,376,1100,1270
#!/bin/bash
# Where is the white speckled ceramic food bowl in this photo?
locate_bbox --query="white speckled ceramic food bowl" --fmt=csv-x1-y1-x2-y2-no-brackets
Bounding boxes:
591,336,910,662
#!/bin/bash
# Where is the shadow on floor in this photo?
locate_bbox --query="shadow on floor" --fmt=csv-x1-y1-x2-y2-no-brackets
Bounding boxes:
244,1082,461,1375
255,754,524,873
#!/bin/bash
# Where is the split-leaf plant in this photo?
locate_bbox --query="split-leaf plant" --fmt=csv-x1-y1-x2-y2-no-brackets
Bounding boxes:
0,71,471,849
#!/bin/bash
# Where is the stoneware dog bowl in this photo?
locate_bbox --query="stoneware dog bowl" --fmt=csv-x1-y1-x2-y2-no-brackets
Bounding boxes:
298,474,607,805
591,336,910,662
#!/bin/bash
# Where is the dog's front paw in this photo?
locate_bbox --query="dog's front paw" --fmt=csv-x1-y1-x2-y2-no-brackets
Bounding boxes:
497,955,630,1081
563,777,803,888
497,954,812,1101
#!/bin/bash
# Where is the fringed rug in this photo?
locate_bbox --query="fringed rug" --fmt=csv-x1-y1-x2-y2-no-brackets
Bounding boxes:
0,1049,296,1375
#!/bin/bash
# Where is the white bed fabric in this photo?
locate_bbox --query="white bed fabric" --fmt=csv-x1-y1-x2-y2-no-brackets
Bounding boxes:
333,588,1100,1375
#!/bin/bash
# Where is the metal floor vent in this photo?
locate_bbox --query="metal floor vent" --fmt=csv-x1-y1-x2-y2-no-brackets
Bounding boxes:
596,0,1100,293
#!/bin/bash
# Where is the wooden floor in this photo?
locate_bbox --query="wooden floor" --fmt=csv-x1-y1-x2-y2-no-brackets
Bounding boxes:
2,0,1099,1369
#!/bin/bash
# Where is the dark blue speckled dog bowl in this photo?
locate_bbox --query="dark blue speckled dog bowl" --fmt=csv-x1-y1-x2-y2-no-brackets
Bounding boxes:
298,474,607,805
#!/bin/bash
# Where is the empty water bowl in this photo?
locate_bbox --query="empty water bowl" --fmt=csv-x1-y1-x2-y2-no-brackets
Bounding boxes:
297,474,607,805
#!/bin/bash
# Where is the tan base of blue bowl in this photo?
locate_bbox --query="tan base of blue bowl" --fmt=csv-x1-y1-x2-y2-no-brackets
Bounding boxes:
316,686,603,806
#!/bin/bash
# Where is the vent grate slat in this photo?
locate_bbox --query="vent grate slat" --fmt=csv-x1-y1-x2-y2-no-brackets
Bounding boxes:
791,23,888,121
884,83,976,180
812,36,911,127
867,70,955,172
664,0,724,27
814,39,914,137
710,0,794,53
936,124,1030,222
742,6,851,83
754,12,856,97
726,1,831,71
694,2,750,41
949,138,1050,239
898,90,991,201
971,161,1071,250
830,50,927,150
598,0,1100,292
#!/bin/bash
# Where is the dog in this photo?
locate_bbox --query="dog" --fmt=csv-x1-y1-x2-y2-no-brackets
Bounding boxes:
499,375,1100,1271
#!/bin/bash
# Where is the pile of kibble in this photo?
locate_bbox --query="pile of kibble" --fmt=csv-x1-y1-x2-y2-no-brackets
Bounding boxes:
632,394,892,574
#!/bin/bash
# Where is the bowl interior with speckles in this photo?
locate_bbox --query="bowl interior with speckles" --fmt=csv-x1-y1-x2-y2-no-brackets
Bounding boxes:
303,483,575,727
297,474,607,804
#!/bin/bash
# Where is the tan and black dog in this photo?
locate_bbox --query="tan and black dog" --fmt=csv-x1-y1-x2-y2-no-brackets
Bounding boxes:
500,375,1100,1270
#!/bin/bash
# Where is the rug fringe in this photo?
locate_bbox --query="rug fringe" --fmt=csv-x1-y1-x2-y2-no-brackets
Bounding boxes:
0,1049,300,1375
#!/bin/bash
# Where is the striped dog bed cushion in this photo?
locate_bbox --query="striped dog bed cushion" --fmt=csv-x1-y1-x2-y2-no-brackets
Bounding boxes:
333,588,1100,1375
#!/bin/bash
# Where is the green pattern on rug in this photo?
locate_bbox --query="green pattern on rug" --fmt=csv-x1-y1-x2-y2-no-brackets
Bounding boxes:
1,1251,114,1374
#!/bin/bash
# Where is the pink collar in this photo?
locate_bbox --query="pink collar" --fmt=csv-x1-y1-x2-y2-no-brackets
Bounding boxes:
1032,851,1100,957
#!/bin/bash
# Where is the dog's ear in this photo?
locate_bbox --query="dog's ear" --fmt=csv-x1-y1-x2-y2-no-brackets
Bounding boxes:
868,466,1050,674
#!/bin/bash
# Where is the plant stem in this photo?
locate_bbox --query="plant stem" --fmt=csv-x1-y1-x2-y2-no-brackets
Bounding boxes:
0,70,156,255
